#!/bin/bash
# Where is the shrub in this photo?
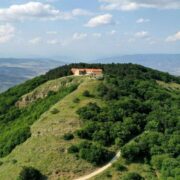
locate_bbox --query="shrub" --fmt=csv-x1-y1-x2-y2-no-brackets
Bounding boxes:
18,167,44,180
151,154,170,170
76,103,101,121
51,108,59,114
68,141,114,165
161,157,180,178
113,162,127,171
73,98,80,103
122,172,144,180
0,161,3,166
63,133,74,141
83,90,91,97
121,142,140,162
115,138,124,147
47,91,56,96
78,141,114,165
12,159,17,164
68,145,79,153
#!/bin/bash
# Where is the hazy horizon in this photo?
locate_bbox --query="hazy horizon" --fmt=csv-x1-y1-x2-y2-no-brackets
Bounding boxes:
0,53,180,62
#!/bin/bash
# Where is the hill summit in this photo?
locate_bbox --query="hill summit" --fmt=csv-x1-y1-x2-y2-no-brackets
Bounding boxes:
0,63,179,180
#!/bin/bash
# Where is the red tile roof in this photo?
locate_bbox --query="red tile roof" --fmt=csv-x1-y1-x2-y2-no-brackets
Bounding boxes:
71,68,103,73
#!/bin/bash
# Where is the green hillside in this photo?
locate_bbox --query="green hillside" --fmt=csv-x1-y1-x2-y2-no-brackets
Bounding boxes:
0,76,104,179
0,63,179,180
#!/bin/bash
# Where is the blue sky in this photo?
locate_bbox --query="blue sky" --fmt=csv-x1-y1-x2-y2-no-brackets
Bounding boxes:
0,0,180,59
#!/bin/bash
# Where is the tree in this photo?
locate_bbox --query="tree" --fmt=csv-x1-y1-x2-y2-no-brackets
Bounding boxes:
77,103,101,121
92,130,110,146
151,154,170,170
122,172,144,180
83,90,91,97
113,162,127,171
63,133,74,141
167,133,180,157
18,167,44,180
68,145,79,153
161,158,180,178
121,142,140,162
79,143,113,165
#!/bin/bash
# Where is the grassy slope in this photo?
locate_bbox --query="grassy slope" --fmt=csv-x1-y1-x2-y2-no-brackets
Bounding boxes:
0,76,104,180
1,77,178,180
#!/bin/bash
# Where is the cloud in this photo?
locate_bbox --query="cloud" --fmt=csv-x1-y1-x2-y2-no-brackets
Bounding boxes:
92,33,102,38
166,32,180,42
135,31,149,38
47,39,60,44
0,24,15,43
72,8,93,16
99,0,180,11
0,2,95,22
85,14,113,27
136,18,150,23
46,31,58,35
29,37,42,44
108,30,116,35
45,0,59,3
73,33,87,40
0,2,72,22
128,38,135,42
29,37,61,45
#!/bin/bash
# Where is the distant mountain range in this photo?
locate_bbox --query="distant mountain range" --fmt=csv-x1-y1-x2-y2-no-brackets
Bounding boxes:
0,58,65,92
95,54,180,76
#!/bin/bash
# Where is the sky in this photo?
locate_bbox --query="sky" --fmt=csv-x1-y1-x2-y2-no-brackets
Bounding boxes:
0,0,180,60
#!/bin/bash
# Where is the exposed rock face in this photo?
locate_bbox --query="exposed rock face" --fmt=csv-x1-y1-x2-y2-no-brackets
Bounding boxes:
16,91,49,107
16,76,83,108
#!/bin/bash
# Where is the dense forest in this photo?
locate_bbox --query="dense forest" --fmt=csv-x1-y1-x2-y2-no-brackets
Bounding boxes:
72,74,180,179
71,64,179,179
0,63,179,179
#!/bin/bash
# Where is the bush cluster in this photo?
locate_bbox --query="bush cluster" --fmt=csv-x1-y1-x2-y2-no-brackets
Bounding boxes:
18,167,44,180
68,141,114,165
51,108,59,114
63,133,74,141
122,172,144,180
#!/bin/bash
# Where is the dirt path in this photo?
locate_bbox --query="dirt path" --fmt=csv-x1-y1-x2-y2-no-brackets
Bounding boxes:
74,151,121,180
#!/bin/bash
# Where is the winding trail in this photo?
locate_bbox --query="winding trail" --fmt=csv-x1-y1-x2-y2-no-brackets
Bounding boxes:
74,151,121,180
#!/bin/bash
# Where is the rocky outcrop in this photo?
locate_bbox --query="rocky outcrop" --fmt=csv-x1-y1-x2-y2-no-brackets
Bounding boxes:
16,76,83,108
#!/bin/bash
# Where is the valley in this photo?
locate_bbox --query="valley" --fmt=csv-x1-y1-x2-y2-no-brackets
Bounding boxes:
0,58,64,93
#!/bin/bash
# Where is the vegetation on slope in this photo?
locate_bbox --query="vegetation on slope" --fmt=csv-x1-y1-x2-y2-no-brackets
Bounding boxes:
1,63,179,116
18,167,44,180
0,77,103,180
0,63,179,179
157,80,180,91
0,78,78,157
16,76,82,107
68,65,180,179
